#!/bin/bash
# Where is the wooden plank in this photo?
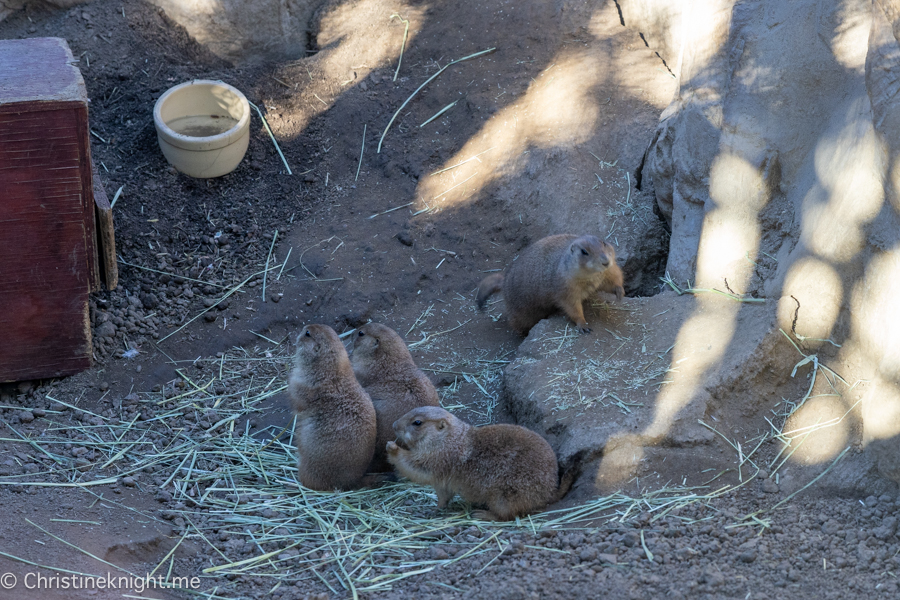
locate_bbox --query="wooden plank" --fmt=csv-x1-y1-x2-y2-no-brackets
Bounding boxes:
92,158,118,290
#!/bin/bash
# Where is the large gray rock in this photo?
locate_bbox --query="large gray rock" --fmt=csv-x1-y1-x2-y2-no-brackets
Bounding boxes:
506,0,900,495
639,0,900,489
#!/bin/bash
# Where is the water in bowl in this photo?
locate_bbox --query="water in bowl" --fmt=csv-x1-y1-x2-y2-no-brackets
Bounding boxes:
167,114,239,138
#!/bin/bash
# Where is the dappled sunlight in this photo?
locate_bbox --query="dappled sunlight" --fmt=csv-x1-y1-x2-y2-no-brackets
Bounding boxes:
850,247,900,395
152,0,218,17
642,152,762,440
315,0,425,85
803,100,885,263
413,48,606,210
586,8,676,109
850,246,900,372
769,109,887,467
694,153,764,291
643,297,740,441
823,0,871,72
862,375,900,442
149,0,311,63
777,257,843,340
675,0,733,98
593,434,644,489
273,0,426,136
782,396,851,465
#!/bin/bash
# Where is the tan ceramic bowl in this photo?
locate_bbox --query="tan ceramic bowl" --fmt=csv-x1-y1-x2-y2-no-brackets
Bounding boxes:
153,80,250,178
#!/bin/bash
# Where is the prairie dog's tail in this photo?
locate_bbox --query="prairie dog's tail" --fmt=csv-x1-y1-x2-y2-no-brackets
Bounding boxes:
476,273,504,311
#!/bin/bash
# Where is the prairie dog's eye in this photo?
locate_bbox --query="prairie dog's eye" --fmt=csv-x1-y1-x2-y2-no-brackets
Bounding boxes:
358,330,365,337
304,330,311,337
412,420,423,427
580,248,589,256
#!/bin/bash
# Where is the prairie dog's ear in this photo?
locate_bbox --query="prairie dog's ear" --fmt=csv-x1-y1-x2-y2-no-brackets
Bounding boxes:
437,419,447,431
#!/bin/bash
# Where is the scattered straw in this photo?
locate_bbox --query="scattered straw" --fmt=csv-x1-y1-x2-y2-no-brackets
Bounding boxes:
158,263,281,343
661,272,766,303
27,518,136,576
0,337,802,596
408,320,470,348
433,171,478,200
378,47,496,153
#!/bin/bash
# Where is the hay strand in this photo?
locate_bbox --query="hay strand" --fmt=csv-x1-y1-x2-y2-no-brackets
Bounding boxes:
248,101,292,175
378,47,496,153
389,14,410,82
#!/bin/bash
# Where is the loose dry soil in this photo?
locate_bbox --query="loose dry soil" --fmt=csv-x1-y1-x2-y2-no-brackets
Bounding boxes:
0,0,898,599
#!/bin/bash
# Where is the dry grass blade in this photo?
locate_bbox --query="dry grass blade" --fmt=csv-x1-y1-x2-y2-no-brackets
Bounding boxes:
420,100,458,128
262,229,278,302
378,47,496,153
355,123,366,181
248,101,292,174
390,14,410,81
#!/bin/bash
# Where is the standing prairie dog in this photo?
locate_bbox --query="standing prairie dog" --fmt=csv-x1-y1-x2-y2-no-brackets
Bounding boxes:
350,323,440,472
386,406,576,521
477,234,624,334
288,324,377,491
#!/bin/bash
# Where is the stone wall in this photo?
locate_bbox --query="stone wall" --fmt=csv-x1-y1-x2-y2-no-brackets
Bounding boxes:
506,0,900,496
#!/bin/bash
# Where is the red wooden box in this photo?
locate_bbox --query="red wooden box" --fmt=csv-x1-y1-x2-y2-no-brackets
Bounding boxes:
0,37,117,383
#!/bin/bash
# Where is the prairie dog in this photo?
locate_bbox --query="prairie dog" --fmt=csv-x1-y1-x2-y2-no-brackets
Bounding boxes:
386,406,575,521
477,234,624,334
349,322,440,472
288,324,376,491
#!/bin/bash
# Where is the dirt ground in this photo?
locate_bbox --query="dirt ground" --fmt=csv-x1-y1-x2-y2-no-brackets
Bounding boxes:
0,0,898,598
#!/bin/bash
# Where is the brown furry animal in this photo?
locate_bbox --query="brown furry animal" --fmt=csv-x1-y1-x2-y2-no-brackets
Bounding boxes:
477,234,624,334
350,323,440,472
386,406,576,520
288,324,377,491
